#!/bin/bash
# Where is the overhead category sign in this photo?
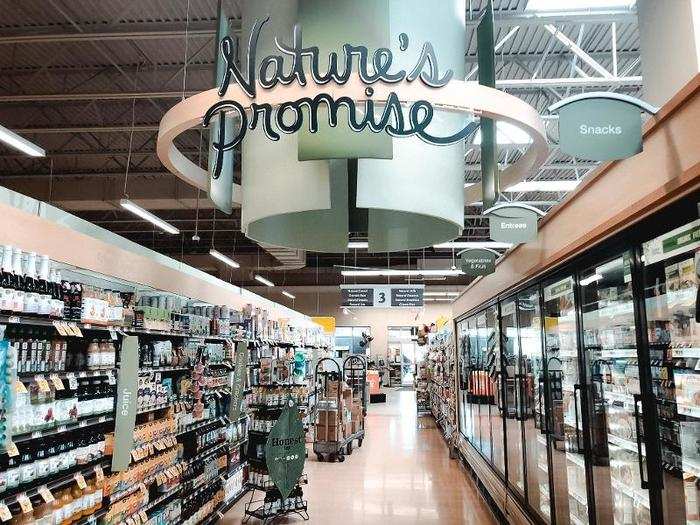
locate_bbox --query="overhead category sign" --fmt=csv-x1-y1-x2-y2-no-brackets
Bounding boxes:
459,248,498,276
549,93,658,162
484,203,545,244
341,284,424,307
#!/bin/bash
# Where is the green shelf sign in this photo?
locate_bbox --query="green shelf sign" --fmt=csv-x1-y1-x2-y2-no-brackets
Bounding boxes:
265,401,306,499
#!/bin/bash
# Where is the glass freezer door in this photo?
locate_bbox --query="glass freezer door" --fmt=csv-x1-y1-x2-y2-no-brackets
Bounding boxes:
580,253,651,525
544,276,588,525
642,219,700,525
519,286,552,523
502,298,525,495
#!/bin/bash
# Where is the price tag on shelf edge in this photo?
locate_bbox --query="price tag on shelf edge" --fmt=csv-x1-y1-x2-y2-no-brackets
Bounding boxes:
74,472,87,489
53,321,69,336
139,511,148,522
0,503,11,522
17,494,32,514
14,379,27,394
38,486,55,504
50,374,65,390
35,376,51,393
94,466,104,482
5,441,19,457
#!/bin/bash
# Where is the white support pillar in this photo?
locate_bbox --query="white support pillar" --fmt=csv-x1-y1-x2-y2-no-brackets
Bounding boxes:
638,0,700,106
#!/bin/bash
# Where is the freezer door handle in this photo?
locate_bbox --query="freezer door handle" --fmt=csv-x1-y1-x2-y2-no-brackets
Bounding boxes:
573,384,582,449
538,377,547,435
633,393,648,490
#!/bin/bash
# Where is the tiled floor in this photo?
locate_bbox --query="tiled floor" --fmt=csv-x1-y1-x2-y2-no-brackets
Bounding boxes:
221,388,497,524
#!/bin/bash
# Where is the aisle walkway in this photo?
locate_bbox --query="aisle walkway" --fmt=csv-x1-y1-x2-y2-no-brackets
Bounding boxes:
222,389,497,524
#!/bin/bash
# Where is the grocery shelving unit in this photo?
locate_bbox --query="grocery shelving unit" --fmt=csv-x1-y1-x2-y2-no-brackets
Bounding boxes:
427,327,457,443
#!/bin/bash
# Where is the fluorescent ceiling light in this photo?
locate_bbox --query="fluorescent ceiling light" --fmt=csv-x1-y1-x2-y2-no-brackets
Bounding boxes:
464,182,476,189
580,273,603,286
348,241,369,249
209,249,240,268
424,292,460,297
526,0,635,11
434,241,513,250
254,274,275,287
342,308,350,315
119,199,180,234
281,290,296,299
473,122,532,146
505,180,581,193
341,269,463,277
0,124,45,157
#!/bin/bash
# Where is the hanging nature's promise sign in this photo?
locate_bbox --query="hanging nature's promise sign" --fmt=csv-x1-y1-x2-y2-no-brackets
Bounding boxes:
265,401,306,500
549,93,658,162
459,248,498,276
203,16,479,180
340,284,424,307
484,203,545,244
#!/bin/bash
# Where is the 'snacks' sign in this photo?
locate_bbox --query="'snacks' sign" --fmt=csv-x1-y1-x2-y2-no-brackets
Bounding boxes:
204,17,476,179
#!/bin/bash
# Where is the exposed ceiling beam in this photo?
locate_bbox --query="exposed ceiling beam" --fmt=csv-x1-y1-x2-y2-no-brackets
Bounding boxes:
497,76,642,89
0,23,225,45
464,162,597,172
0,91,199,103
12,124,161,134
466,9,638,26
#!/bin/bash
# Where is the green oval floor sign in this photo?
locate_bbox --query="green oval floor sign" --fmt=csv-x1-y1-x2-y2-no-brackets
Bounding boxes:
265,401,306,499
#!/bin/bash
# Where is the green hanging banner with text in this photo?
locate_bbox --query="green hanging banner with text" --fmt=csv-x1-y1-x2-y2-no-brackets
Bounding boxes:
265,402,306,500
558,98,642,161
112,335,139,471
229,341,249,421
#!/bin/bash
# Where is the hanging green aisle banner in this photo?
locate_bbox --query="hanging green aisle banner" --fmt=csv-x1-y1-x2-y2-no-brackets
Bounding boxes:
112,335,139,471
459,248,497,276
265,401,306,499
207,2,235,214
485,203,545,244
556,98,643,161
477,0,497,210
229,341,249,422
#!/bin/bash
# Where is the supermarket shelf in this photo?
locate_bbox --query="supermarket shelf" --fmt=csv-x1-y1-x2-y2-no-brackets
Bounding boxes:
75,507,108,525
176,416,227,437
17,368,116,382
677,403,700,418
138,365,191,374
608,433,645,456
1,457,109,506
11,413,113,444
670,347,700,358
610,476,649,508
137,400,177,415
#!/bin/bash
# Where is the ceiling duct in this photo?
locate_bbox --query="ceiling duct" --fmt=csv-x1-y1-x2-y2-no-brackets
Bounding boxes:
258,243,307,270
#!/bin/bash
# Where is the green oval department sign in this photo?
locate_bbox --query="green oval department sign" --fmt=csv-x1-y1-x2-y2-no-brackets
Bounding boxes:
265,402,306,499
557,98,642,161
459,248,497,276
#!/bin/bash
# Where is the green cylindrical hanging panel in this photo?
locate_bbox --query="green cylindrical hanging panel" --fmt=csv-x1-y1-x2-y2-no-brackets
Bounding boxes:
478,0,498,210
357,0,467,252
240,0,349,253
296,0,393,161
208,1,235,214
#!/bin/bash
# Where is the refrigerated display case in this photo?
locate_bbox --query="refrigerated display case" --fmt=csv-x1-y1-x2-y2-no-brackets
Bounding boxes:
454,193,700,525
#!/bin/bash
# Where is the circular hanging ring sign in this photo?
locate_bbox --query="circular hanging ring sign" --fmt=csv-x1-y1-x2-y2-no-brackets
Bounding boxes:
156,75,548,194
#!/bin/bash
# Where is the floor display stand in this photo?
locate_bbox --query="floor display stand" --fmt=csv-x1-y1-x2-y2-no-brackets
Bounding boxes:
244,341,309,523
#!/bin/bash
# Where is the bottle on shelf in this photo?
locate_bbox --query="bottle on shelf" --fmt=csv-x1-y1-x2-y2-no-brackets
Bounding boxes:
0,244,14,314
37,255,51,317
12,247,25,314
23,252,39,316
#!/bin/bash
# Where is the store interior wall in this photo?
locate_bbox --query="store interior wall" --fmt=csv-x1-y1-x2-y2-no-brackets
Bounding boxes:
638,0,700,107
275,289,452,361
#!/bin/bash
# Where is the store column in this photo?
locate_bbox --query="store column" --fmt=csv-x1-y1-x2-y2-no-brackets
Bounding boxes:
638,0,700,106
